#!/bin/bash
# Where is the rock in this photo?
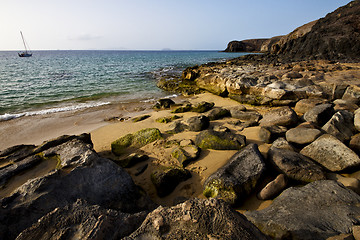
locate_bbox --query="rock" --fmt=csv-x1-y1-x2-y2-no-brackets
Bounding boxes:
353,226,360,240
257,174,287,200
294,98,327,114
185,115,210,132
206,107,231,120
300,134,360,171
191,101,214,113
245,180,360,240
354,108,360,132
0,144,36,163
283,71,303,79
151,166,191,197
229,107,262,122
259,125,287,143
350,133,360,154
135,164,148,176
303,103,335,126
111,128,162,156
116,153,149,168
285,127,322,145
171,103,192,113
16,199,148,240
125,198,269,240
155,115,182,123
132,115,151,122
322,110,356,142
203,144,266,205
0,135,155,239
153,98,176,109
195,129,246,150
259,106,298,127
166,120,187,134
270,137,294,151
268,148,326,183
333,99,359,112
327,173,360,195
171,145,201,167
327,233,355,240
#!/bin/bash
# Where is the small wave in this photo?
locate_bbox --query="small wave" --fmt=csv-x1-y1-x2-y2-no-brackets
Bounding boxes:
0,102,110,122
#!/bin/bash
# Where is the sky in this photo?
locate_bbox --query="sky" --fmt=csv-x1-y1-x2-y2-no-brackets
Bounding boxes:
0,0,353,51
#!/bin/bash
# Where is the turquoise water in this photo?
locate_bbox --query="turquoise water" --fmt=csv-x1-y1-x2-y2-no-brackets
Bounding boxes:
0,50,247,120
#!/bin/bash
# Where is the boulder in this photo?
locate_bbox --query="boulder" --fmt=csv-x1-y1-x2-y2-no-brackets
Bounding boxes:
259,106,298,127
155,115,182,123
171,103,192,113
268,148,326,183
350,133,360,153
185,115,210,132
171,145,201,167
191,101,214,113
0,144,36,163
285,127,322,145
0,135,155,240
125,198,269,240
153,98,176,109
151,166,191,197
16,200,148,240
257,174,288,200
270,137,294,151
327,173,360,195
195,130,246,150
259,125,287,143
206,107,231,120
303,103,335,126
132,114,151,122
229,108,262,123
245,180,360,240
203,144,266,205
300,134,360,171
322,110,356,142
354,108,360,132
294,98,326,114
111,128,162,155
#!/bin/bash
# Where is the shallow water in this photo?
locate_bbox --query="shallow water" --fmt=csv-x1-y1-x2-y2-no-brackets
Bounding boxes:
0,50,248,120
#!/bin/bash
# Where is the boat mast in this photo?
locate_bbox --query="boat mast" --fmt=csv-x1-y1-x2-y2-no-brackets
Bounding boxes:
20,31,28,53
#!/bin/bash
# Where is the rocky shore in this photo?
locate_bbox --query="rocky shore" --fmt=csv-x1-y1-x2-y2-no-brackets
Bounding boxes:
2,1,360,239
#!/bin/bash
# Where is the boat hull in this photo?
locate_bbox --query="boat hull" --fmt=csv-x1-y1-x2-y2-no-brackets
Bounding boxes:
18,52,32,57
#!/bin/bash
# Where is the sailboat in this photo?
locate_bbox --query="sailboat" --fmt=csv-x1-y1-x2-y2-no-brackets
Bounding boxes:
18,31,32,57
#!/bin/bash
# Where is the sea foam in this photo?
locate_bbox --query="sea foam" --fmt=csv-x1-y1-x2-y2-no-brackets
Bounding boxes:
0,102,110,122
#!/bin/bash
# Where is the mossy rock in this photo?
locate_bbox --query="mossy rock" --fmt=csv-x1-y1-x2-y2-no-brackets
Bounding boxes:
171,145,201,167
195,130,246,150
191,101,215,113
151,166,191,197
132,115,151,123
111,128,162,156
203,179,237,205
171,104,192,113
155,115,182,123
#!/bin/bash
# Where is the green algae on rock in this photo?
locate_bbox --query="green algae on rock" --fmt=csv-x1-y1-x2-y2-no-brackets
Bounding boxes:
155,115,182,124
111,128,162,156
195,130,246,150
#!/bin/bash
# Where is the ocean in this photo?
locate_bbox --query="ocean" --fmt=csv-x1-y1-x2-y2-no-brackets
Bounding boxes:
0,50,247,121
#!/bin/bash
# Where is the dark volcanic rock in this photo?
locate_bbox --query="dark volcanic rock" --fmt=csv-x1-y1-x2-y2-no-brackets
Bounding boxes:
0,135,155,240
268,148,326,183
224,39,269,52
245,180,360,240
125,198,269,240
195,129,246,150
303,103,335,126
203,144,266,205
16,199,148,240
277,1,360,62
206,107,231,120
259,125,287,143
300,134,360,171
153,98,176,109
185,115,210,132
171,145,201,167
151,166,191,197
191,101,214,113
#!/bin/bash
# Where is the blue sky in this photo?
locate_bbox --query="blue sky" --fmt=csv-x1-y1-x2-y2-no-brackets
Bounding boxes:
0,0,353,50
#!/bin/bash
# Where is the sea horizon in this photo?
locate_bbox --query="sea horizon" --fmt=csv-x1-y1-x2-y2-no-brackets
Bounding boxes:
0,50,248,121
